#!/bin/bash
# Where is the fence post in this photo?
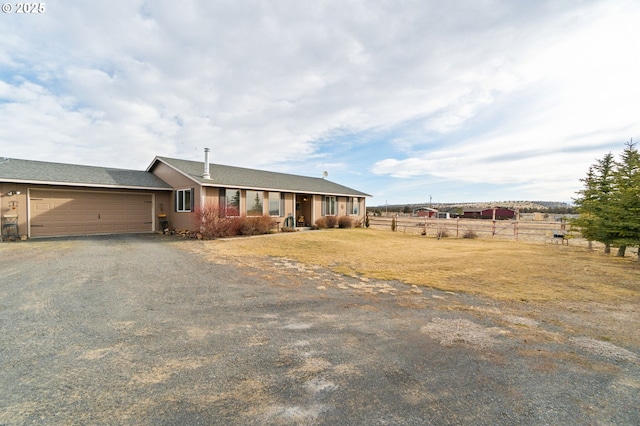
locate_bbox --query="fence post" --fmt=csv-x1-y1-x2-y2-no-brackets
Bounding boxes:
456,218,459,238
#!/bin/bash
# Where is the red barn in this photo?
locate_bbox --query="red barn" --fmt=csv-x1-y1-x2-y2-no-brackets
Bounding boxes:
462,208,516,220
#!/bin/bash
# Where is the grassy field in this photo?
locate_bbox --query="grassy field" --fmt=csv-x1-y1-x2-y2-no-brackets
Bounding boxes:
201,228,640,303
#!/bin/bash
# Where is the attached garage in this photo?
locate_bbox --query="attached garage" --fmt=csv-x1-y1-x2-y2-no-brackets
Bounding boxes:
1,158,172,240
29,190,155,238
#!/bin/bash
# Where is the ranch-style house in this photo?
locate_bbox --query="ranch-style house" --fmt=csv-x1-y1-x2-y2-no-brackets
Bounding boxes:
0,149,370,239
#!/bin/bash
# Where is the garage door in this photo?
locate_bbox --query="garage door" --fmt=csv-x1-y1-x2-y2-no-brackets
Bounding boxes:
29,190,153,237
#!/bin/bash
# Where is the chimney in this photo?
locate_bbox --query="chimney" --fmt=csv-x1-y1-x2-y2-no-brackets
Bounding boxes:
203,148,211,179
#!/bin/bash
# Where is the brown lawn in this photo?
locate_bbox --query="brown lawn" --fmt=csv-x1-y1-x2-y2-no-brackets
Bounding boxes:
197,228,640,303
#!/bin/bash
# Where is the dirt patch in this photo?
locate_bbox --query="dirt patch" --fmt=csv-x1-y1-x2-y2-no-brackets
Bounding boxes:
420,317,505,348
571,337,639,362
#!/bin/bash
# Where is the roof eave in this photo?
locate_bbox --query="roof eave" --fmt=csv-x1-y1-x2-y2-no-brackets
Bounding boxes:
0,178,171,191
199,181,370,197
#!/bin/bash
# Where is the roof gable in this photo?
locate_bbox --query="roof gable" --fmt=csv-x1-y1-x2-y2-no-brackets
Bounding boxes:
0,158,171,190
149,156,371,197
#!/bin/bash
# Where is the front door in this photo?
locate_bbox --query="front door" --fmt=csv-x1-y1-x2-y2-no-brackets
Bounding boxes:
295,194,312,227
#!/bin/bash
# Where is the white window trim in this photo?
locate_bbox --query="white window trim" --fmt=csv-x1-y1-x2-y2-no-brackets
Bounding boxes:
323,195,337,216
176,188,193,212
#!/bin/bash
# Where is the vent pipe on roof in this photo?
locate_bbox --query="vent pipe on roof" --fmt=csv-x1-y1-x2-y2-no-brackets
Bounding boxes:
203,148,211,179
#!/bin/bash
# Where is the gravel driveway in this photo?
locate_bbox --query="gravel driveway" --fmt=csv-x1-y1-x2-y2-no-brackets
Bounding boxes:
1,234,638,425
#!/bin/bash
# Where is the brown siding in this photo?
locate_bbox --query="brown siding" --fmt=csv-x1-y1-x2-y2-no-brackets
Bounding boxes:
150,162,196,188
149,162,200,231
203,187,220,208
338,197,347,216
154,191,171,231
1,183,28,238
312,195,321,224
283,193,295,219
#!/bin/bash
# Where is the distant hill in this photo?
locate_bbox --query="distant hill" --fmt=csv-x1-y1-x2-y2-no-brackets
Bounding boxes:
369,201,574,212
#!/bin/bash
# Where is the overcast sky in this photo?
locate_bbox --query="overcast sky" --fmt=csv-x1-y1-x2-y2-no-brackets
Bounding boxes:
1,1,638,204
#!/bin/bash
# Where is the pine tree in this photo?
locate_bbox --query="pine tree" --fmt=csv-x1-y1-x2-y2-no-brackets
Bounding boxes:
572,152,617,253
610,140,640,259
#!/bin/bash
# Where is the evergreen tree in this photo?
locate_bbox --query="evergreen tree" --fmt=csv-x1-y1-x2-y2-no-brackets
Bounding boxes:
611,140,640,259
572,152,617,253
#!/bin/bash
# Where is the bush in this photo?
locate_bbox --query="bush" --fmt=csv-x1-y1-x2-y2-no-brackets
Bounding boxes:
315,217,327,229
325,216,338,228
225,217,244,237
338,216,353,228
193,205,275,238
238,219,254,236
193,206,237,238
436,227,449,239
463,229,478,239
253,215,276,234
239,215,276,235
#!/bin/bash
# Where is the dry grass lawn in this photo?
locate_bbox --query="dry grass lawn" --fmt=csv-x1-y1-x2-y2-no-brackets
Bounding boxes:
203,228,640,303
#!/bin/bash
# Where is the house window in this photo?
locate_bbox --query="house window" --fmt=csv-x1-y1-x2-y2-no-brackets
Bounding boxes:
348,197,360,215
322,196,336,216
225,188,241,216
246,190,264,216
176,188,193,212
269,192,284,216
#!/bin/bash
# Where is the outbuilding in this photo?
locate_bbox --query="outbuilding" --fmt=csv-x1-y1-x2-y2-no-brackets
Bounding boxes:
413,207,438,218
461,208,516,220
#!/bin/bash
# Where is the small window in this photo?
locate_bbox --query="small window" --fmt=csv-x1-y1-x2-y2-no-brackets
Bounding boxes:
347,197,359,215
322,196,336,216
269,192,284,216
176,189,193,212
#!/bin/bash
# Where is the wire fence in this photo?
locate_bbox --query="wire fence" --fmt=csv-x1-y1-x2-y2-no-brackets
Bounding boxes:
367,215,578,245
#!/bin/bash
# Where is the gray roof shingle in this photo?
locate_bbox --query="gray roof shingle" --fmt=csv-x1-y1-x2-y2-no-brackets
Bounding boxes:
0,157,171,189
153,157,371,197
